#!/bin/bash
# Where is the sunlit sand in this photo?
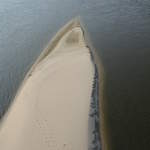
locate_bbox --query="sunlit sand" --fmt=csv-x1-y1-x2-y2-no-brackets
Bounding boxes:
0,19,103,150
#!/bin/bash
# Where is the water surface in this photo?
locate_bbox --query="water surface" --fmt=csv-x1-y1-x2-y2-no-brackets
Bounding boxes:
0,0,150,149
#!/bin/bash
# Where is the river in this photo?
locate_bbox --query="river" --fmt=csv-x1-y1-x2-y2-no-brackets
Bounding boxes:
0,0,150,149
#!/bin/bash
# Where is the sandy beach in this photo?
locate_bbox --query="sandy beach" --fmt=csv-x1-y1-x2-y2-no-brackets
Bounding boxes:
0,19,102,150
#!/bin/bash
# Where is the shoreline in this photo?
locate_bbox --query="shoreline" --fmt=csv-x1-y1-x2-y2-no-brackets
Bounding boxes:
0,18,106,150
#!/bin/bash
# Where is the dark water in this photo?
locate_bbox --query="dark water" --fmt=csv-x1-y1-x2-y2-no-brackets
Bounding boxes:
0,0,150,149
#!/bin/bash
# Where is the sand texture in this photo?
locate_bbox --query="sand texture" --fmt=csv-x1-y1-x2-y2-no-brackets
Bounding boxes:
0,19,102,150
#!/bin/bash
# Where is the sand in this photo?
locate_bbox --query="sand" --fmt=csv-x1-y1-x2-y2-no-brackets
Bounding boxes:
0,19,101,150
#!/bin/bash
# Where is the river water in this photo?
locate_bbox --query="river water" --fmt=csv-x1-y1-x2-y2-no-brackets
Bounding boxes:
0,0,150,149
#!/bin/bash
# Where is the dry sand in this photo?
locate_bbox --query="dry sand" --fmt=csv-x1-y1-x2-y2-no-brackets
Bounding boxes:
0,19,101,150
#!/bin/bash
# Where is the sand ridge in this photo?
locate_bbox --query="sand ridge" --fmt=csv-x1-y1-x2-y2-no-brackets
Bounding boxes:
0,19,101,150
